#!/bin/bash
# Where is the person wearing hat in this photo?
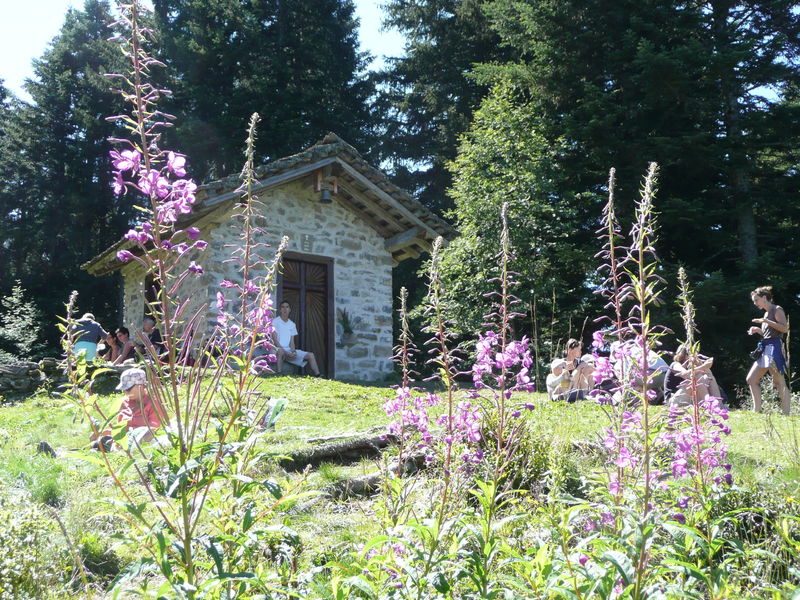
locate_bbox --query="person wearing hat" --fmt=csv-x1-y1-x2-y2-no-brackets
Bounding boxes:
72,312,109,361
116,368,166,443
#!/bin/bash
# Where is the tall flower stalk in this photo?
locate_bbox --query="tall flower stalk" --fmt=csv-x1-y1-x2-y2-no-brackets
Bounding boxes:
627,162,665,598
424,236,464,520
60,2,290,596
471,203,534,484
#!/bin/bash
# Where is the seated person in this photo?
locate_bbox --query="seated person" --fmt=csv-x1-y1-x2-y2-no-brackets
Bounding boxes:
546,339,595,402
546,358,572,401
139,315,166,358
98,332,120,362
618,339,670,404
665,345,722,407
272,301,321,376
113,327,136,365
72,312,108,361
116,368,166,444
564,338,595,391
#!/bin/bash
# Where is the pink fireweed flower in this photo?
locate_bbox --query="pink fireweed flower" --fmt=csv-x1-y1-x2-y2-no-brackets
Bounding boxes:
188,261,203,274
112,171,126,196
592,330,605,349
110,149,140,173
172,179,197,205
186,226,201,240
167,151,187,177
116,250,134,262
244,280,259,296
614,446,636,469
592,356,613,385
139,169,170,199
124,229,150,245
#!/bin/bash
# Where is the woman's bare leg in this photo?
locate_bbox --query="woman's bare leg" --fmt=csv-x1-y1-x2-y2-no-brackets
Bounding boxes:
747,363,769,412
770,367,791,415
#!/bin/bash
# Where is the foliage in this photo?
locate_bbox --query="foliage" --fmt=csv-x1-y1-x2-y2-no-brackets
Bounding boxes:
0,495,67,599
374,0,512,215
0,1,131,350
152,0,374,181
324,166,800,599
463,0,800,388
441,83,595,337
0,280,44,364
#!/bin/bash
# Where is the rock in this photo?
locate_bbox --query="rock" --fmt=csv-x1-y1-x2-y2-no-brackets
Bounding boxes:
279,433,397,471
36,441,57,458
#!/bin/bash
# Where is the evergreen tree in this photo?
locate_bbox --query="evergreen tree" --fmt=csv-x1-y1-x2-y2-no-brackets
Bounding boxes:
153,0,374,181
0,0,130,349
0,281,43,364
375,0,511,213
440,84,594,339
448,0,800,386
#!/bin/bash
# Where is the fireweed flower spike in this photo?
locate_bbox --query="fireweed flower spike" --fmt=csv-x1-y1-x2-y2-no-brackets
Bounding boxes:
471,203,535,492
59,3,290,597
384,287,438,467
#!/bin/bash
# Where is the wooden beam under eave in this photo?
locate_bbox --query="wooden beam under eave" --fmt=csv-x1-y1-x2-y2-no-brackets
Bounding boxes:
337,180,405,234
337,161,443,241
384,227,422,253
334,189,394,237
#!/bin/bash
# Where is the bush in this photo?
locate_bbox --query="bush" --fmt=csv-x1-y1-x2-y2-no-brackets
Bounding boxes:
0,496,66,598
0,281,44,365
78,532,121,582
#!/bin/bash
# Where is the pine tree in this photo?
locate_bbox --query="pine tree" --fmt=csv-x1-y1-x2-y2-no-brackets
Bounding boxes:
440,84,594,336
375,0,511,213
153,0,374,181
0,0,130,349
0,281,43,363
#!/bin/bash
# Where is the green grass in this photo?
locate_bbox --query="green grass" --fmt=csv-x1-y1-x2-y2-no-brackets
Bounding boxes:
1,377,800,596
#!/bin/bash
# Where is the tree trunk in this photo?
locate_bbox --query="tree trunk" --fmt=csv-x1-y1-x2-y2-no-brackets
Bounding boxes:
713,0,758,267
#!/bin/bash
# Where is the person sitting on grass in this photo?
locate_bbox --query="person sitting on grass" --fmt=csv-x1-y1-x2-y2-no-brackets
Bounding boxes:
99,332,120,362
113,327,136,365
546,340,595,403
272,300,321,376
564,338,595,392
664,344,722,407
116,368,166,444
139,315,166,358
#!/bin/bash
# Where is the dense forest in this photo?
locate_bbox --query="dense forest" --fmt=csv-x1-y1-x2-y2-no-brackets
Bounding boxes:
1,0,798,390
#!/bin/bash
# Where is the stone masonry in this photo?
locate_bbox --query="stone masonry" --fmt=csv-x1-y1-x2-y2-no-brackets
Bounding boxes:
119,180,394,381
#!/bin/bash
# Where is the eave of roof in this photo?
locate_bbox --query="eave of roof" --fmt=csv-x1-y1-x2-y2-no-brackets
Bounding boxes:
83,133,456,276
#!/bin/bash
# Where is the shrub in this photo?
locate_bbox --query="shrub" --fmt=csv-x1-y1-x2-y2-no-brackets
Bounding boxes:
78,532,121,582
0,281,43,365
0,496,66,598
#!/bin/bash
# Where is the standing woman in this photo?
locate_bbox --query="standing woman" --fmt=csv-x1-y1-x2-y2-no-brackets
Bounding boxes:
746,286,791,414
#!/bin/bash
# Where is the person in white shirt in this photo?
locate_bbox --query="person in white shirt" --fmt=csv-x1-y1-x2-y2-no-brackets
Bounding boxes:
272,301,321,376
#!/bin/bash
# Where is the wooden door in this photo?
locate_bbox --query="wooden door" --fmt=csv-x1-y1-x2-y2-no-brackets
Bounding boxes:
278,254,334,377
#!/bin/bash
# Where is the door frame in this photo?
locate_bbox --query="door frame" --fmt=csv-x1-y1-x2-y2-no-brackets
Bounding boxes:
277,251,335,378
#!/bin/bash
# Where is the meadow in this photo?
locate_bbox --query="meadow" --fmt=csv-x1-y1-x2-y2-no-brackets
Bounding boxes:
1,377,799,598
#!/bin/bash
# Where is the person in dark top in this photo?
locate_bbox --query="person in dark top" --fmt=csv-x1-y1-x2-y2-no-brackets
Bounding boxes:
746,285,790,414
113,327,136,365
72,313,108,360
141,316,166,357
